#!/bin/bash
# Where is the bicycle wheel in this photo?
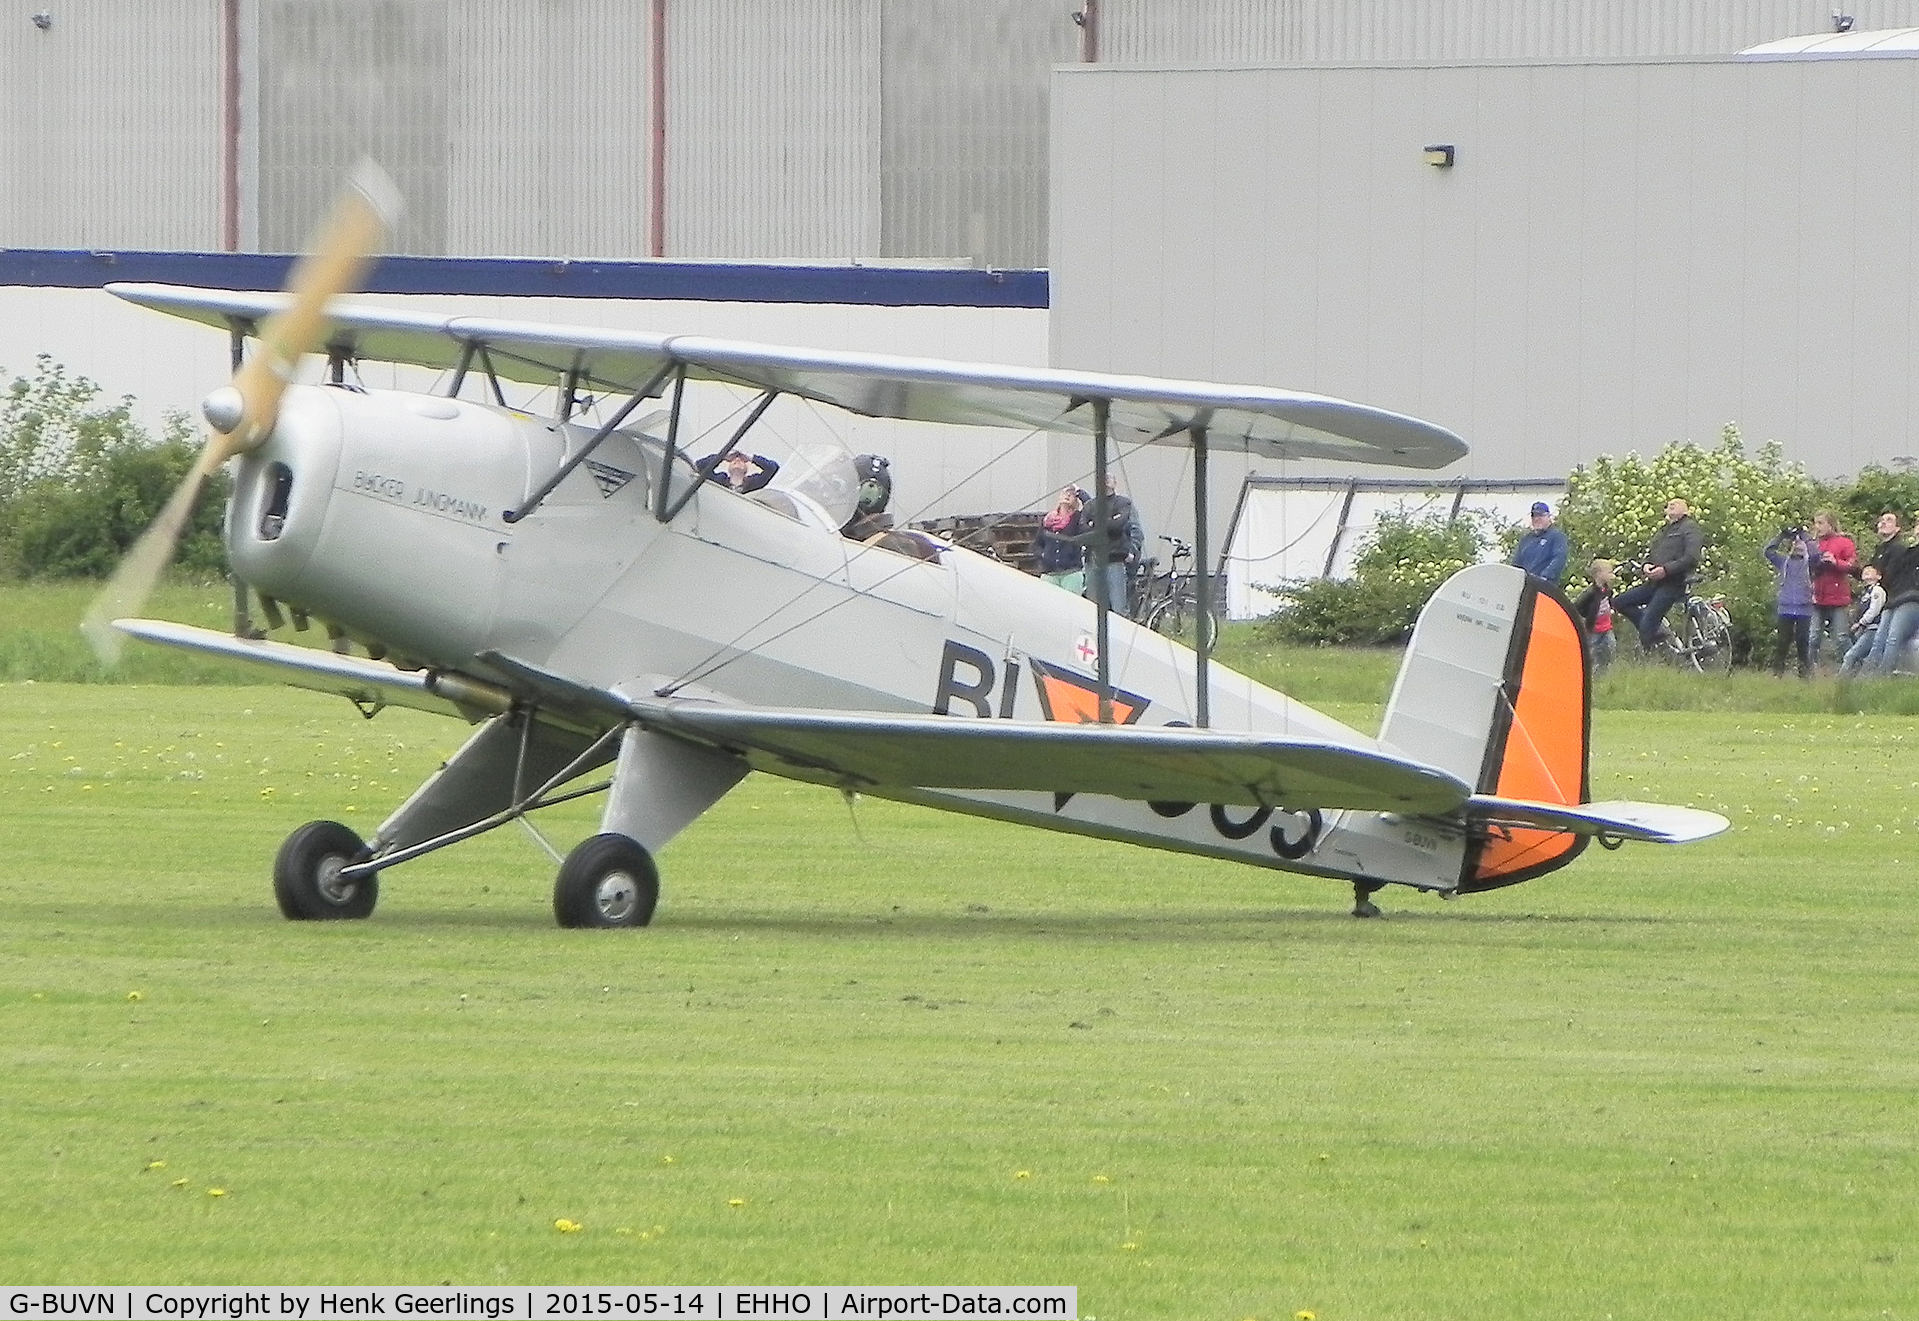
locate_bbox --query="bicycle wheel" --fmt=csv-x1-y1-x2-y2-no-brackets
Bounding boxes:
1148,593,1190,637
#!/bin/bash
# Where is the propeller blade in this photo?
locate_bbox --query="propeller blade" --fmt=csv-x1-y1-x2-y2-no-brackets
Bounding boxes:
223,158,403,459
81,159,402,664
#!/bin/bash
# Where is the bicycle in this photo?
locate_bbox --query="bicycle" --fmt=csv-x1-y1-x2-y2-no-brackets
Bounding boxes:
1655,591,1734,673
1134,536,1224,645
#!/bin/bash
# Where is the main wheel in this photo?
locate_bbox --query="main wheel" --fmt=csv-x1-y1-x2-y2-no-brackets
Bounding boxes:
273,820,377,920
553,833,660,929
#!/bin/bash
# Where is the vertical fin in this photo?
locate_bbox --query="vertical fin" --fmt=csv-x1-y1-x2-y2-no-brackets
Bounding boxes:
1378,564,1591,894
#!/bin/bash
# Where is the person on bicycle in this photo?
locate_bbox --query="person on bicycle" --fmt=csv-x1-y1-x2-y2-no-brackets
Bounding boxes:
1035,486,1088,595
1613,498,1705,653
1764,526,1817,678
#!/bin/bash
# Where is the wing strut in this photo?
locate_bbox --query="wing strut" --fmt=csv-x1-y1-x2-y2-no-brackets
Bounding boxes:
1192,421,1213,727
1091,399,1115,723
503,360,677,524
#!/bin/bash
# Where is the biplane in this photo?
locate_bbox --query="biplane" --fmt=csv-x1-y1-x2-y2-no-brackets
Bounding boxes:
87,165,1726,927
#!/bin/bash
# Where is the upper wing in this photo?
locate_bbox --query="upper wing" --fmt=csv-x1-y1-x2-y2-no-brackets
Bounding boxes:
107,282,1467,469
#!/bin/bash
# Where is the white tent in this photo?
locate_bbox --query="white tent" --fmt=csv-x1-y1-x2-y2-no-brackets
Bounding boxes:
1222,476,1566,620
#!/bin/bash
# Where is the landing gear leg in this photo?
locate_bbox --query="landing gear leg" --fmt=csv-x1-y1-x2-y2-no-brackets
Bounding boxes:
1351,881,1384,919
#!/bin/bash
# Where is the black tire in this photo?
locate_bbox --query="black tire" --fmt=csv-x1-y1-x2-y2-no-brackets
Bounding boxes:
273,820,377,921
553,833,660,929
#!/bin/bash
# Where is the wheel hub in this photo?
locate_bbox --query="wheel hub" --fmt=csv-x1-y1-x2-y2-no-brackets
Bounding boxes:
596,870,640,922
315,854,358,906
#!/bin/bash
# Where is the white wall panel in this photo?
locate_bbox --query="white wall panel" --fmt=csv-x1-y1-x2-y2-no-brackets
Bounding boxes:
0,3,222,249
1052,56,1919,513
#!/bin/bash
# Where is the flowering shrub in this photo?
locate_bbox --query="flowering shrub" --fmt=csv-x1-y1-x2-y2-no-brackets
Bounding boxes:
1560,426,1816,660
1264,508,1494,646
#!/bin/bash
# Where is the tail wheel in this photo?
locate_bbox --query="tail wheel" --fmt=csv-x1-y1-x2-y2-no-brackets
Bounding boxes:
554,833,660,929
273,820,377,920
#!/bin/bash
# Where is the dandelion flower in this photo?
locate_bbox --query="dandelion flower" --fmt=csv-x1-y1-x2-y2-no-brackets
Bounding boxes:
170,1178,188,1188
127,991,144,1002
1015,1170,1031,1179
1297,1313,1318,1320
1092,1174,1111,1184
553,1219,582,1233
145,1160,166,1171
1120,1242,1139,1252
206,1188,227,1198
661,1155,676,1165
727,1198,745,1207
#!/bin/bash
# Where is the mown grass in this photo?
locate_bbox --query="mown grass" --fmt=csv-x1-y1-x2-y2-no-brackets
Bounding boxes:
19,577,1919,718
2,684,1916,1314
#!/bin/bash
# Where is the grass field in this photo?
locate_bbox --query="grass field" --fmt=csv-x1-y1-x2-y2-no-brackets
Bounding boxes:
3,669,1917,1315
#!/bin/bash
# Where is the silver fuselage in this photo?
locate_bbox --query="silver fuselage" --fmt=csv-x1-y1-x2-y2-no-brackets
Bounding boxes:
226,385,1463,889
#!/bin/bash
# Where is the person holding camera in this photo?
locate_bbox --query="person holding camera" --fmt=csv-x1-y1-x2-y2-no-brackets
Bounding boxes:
1764,526,1817,678
1613,498,1705,653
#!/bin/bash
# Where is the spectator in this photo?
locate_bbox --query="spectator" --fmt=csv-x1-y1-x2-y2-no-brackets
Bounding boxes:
1035,486,1088,594
1764,528,1817,678
1866,512,1919,674
1808,510,1857,670
1081,475,1145,614
1841,564,1886,675
1613,498,1706,653
700,449,779,493
1571,558,1619,674
1510,501,1570,584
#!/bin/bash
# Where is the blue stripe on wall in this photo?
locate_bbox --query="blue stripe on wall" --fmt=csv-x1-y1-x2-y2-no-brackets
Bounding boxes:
0,250,1049,309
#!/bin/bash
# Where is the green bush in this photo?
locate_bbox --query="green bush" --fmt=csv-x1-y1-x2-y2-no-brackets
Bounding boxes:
1559,426,1816,662
0,356,226,579
1264,508,1492,646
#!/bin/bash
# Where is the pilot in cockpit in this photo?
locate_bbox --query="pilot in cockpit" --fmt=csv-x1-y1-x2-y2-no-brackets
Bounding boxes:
699,449,781,493
840,453,894,541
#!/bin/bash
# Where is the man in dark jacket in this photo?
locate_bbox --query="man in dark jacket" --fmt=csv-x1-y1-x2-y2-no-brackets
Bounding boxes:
1510,501,1569,583
1863,512,1919,673
1613,498,1705,652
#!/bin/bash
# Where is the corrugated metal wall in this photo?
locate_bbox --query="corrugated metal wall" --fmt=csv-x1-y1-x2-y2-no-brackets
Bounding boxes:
879,0,1076,268
22,0,1919,260
443,0,652,260
257,0,448,255
0,3,222,250
1102,0,1919,63
667,0,881,259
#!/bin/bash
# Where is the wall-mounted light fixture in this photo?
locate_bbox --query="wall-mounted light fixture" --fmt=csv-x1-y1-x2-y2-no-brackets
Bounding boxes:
1424,144,1455,168
32,10,53,29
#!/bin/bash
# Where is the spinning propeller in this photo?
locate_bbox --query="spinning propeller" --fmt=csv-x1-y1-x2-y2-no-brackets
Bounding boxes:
82,159,402,663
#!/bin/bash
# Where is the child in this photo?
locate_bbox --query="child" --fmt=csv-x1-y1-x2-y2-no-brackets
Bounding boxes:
1841,563,1886,675
1764,528,1816,677
1572,558,1619,674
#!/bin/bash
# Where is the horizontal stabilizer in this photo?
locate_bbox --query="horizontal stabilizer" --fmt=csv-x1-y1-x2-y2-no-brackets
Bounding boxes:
1468,795,1730,845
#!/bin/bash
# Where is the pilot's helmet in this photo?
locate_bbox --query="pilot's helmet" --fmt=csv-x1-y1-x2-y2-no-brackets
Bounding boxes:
854,454,892,513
